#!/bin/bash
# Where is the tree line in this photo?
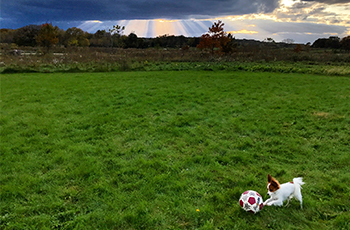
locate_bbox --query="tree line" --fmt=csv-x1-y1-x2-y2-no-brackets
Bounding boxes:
311,36,350,50
1,23,349,51
0,24,200,50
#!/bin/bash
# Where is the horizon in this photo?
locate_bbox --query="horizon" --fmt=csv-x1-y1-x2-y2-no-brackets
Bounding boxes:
1,0,349,43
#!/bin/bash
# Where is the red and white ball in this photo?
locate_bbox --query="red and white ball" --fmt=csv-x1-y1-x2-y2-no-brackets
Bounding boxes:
239,190,264,214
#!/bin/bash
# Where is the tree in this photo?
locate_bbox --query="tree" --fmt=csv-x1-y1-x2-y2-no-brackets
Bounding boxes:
36,23,59,52
13,25,41,46
221,33,236,54
63,27,90,47
79,38,90,47
340,36,350,50
294,44,303,53
312,36,340,49
109,25,125,47
109,25,125,36
312,38,327,48
327,36,340,49
125,33,138,48
0,29,15,44
197,20,235,54
89,30,111,47
282,38,294,44
263,37,275,43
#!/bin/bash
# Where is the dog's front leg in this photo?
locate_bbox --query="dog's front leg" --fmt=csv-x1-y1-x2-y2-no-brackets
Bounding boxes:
265,199,283,206
263,197,274,206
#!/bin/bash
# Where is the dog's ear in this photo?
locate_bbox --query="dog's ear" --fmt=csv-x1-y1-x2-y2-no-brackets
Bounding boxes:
270,179,280,190
271,179,278,187
268,174,272,183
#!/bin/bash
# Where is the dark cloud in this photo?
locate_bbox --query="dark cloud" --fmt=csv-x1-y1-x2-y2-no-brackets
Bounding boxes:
1,0,279,28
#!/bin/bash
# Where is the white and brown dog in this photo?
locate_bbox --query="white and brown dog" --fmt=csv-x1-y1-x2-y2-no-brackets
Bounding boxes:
263,174,305,208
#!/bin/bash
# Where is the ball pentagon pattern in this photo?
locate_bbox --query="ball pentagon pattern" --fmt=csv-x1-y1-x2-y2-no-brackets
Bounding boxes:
239,190,264,214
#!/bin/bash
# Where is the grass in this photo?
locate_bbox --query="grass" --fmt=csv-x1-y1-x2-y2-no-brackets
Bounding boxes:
1,71,350,229
2,60,350,76
1,46,350,75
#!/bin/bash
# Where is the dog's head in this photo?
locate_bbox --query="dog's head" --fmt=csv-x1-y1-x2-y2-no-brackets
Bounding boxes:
267,174,280,195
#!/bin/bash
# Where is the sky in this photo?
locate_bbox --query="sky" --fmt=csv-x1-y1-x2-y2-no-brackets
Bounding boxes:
1,0,350,43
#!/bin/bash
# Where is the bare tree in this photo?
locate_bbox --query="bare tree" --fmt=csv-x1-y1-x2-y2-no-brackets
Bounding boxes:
282,38,294,44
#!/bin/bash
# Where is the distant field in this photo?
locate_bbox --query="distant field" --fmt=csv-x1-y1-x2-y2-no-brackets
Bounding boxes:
1,71,349,229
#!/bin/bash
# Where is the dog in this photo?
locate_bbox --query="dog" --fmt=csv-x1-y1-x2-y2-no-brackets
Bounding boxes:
263,174,305,208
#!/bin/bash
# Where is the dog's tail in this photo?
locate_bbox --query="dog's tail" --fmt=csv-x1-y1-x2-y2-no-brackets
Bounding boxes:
293,177,305,189
293,177,305,208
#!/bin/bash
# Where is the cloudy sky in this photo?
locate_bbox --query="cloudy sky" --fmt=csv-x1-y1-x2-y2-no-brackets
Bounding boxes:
1,0,349,43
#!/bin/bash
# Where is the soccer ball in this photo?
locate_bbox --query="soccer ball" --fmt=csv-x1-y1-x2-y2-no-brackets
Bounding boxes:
239,190,264,214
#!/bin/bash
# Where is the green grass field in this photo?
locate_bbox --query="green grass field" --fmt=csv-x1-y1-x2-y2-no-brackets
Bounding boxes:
1,71,349,229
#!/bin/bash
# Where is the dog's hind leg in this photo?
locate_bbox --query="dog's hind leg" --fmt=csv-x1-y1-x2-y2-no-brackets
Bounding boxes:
294,192,303,209
284,195,293,208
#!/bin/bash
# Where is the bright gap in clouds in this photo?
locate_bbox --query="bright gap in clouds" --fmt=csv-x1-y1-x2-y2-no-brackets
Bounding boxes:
79,19,211,38
280,0,295,7
77,0,350,43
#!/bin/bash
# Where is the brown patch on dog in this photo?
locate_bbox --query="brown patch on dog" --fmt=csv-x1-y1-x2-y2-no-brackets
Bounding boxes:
267,174,280,192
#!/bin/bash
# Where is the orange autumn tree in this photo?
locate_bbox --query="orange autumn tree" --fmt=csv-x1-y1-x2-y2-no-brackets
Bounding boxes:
36,23,59,53
197,20,235,54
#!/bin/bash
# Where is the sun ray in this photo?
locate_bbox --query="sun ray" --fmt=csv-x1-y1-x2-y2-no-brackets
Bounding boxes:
123,20,149,36
153,19,177,36
75,2,349,44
